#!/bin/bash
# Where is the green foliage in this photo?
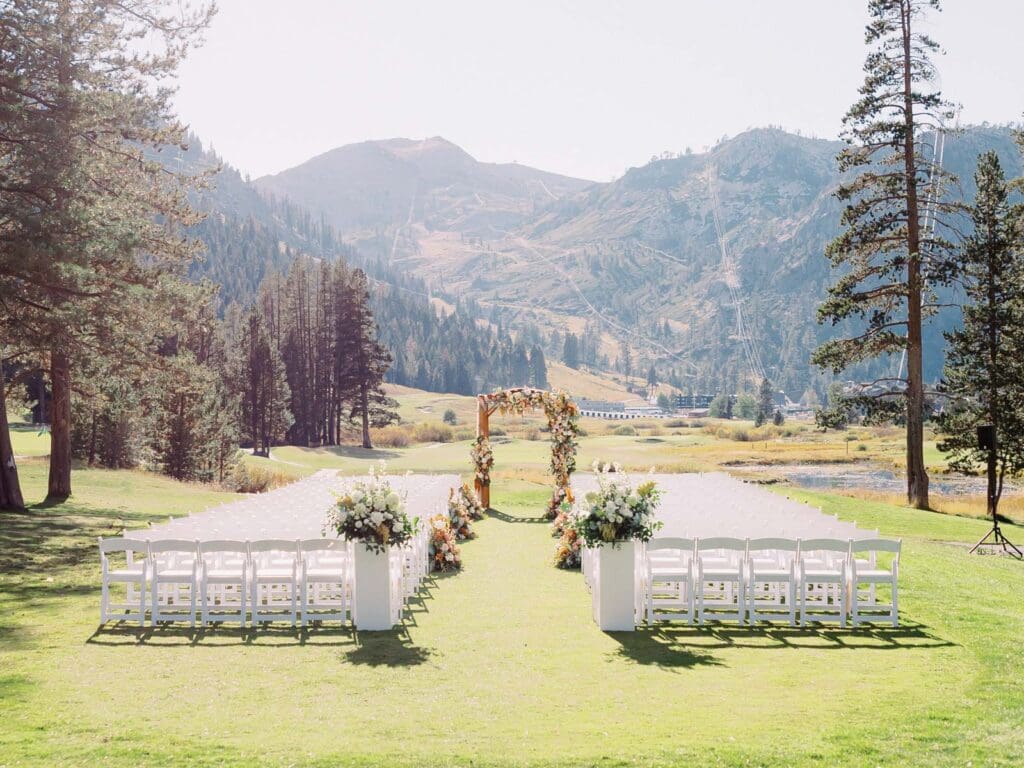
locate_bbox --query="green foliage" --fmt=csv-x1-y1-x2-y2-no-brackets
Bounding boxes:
442,408,458,425
936,152,1024,511
612,424,637,436
656,392,672,410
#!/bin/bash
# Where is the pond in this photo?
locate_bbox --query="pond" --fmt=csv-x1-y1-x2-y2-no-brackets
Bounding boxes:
741,463,1016,498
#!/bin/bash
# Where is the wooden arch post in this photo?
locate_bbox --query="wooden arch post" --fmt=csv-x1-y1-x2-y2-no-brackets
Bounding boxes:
475,395,491,507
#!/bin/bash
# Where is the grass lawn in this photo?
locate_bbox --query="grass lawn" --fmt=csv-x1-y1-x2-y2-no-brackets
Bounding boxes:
1,453,1023,766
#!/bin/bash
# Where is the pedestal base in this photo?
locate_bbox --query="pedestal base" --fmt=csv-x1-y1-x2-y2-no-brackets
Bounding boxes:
353,543,395,631
594,541,637,632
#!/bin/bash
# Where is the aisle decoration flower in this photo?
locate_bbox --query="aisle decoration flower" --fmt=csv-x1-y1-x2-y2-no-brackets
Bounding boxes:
458,482,486,521
324,463,416,554
471,435,493,489
569,461,663,548
553,521,582,569
447,487,477,541
428,514,462,572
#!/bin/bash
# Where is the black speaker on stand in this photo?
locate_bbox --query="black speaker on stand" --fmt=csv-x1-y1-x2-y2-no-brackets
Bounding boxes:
969,424,1022,558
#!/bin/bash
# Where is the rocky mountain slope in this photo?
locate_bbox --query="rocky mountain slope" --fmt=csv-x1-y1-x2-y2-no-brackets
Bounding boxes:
254,126,1023,398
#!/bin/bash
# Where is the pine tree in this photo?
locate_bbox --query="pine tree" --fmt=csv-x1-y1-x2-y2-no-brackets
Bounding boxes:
756,377,774,426
0,0,215,500
936,152,1024,522
237,309,292,457
563,334,580,370
337,270,398,449
529,345,549,389
813,0,962,509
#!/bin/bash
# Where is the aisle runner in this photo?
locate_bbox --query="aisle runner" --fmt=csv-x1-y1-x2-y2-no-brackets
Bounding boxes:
144,470,459,541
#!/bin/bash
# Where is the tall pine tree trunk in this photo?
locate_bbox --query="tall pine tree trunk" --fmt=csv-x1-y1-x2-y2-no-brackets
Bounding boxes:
0,353,26,510
47,348,73,501
360,382,371,449
901,1,929,510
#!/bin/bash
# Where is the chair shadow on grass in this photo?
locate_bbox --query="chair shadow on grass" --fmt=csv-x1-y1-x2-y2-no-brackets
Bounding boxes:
486,507,548,524
610,619,954,668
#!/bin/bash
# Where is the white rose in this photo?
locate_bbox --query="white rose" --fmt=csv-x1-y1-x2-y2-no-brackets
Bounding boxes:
351,490,364,503
386,492,401,510
445,553,454,562
369,511,385,527
392,522,402,533
354,502,366,515
355,520,363,527
621,507,633,518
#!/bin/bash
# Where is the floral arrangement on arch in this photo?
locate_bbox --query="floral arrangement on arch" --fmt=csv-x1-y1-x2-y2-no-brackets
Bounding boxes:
429,514,462,571
470,435,493,488
457,482,486,521
570,461,663,548
324,464,417,554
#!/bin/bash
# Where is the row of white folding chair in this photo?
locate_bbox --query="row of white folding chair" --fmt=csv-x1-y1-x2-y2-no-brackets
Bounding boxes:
644,537,900,628
99,538,350,628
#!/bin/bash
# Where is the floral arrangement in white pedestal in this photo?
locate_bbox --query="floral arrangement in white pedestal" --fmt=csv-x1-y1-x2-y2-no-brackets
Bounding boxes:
571,461,663,546
324,464,416,553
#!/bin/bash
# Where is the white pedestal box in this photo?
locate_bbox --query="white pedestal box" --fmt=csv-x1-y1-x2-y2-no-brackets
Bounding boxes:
593,541,637,632
353,543,395,631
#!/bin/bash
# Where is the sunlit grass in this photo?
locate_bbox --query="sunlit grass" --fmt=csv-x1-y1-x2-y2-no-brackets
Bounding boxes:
0,462,1022,766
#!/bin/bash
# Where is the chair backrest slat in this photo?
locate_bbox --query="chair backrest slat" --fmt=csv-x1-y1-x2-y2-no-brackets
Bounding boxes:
98,537,149,554
851,538,900,554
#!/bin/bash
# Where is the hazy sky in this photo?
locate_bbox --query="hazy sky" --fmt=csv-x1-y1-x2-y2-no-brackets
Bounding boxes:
173,0,1024,182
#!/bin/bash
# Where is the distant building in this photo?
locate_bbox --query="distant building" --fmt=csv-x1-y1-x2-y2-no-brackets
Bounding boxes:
673,393,715,410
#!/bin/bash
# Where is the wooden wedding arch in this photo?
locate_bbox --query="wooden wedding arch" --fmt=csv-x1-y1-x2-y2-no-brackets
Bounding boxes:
472,388,580,518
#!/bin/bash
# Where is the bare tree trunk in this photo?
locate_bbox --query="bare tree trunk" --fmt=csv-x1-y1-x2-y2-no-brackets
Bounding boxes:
360,383,371,449
901,0,929,510
0,354,26,510
47,348,72,501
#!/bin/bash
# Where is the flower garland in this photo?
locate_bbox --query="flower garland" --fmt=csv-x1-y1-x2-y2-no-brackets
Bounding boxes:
324,464,416,554
471,435,493,488
476,387,580,520
428,514,462,572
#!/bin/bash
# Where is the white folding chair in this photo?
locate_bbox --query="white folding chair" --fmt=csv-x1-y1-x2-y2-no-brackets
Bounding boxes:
645,538,695,624
746,538,798,626
250,540,299,626
850,539,900,627
299,539,349,626
150,540,199,627
99,538,149,626
798,538,849,628
696,537,747,625
198,540,248,627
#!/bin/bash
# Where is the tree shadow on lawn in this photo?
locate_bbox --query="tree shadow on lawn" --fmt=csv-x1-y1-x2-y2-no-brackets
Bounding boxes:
486,507,549,524
314,445,402,461
612,621,954,667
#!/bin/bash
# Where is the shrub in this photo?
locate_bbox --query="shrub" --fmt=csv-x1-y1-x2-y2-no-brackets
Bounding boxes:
856,443,868,452
729,427,751,442
228,462,292,494
370,425,412,448
413,422,454,443
665,418,688,428
442,408,458,425
524,426,542,441
689,419,707,428
488,426,507,437
647,426,665,437
613,424,637,436
454,428,475,441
